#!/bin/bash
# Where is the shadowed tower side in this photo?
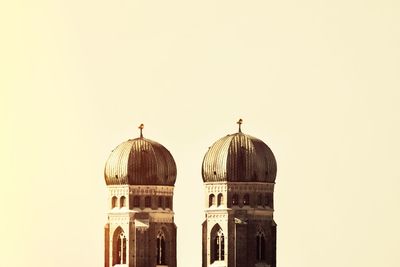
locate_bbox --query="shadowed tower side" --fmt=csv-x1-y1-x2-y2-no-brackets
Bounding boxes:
201,120,277,267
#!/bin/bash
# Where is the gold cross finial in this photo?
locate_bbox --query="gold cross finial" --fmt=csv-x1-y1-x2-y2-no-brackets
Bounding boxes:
138,123,144,138
237,118,243,133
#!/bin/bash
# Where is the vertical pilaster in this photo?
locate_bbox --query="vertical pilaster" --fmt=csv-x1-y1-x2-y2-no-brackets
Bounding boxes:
104,224,109,267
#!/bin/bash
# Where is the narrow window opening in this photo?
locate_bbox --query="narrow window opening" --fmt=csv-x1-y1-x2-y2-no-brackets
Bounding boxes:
133,196,140,208
257,194,262,206
243,193,250,206
264,193,269,207
111,196,117,208
212,228,225,262
256,230,266,261
217,193,223,206
158,196,163,209
265,193,273,208
165,197,171,209
157,232,166,265
145,196,151,208
209,194,215,207
113,228,126,266
119,196,126,208
232,194,239,206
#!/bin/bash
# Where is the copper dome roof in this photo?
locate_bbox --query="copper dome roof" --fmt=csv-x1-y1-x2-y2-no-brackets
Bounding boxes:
104,137,176,186
202,132,276,183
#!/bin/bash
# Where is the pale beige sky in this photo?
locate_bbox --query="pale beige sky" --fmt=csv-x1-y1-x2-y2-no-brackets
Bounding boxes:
1,1,400,267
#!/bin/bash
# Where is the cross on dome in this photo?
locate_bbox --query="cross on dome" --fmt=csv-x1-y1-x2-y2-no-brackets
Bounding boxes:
237,118,243,133
138,123,144,138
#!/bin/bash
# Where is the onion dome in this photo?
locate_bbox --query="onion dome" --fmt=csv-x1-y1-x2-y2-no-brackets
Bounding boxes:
104,124,176,186
202,119,277,183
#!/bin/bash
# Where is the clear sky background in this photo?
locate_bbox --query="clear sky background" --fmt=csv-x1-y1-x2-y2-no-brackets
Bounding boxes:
1,1,400,267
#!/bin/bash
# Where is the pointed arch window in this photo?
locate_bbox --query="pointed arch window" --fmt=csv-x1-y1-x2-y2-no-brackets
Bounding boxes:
256,230,266,261
120,196,126,208
113,228,127,265
217,193,223,206
211,226,225,262
209,194,215,207
157,231,166,265
232,194,239,206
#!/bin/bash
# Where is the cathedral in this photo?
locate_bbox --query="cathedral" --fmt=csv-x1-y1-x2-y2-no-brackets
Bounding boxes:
103,120,277,267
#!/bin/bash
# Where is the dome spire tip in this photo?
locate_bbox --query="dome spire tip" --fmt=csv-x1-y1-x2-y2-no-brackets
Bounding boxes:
237,118,243,133
138,123,144,138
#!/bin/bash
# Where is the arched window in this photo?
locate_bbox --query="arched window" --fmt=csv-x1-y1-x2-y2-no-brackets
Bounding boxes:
209,194,215,207
113,227,126,265
211,224,224,262
133,196,140,208
158,196,163,209
212,228,224,262
243,193,250,206
111,196,117,208
265,193,273,208
232,194,239,206
157,231,166,265
120,196,126,208
217,193,223,206
257,194,263,206
256,230,266,261
145,196,151,208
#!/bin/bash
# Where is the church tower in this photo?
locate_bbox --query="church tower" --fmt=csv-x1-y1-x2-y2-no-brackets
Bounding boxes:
104,124,177,267
201,120,277,267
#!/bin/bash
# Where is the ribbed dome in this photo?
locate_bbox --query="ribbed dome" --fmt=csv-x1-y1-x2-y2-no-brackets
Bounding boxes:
202,132,276,183
104,137,176,186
